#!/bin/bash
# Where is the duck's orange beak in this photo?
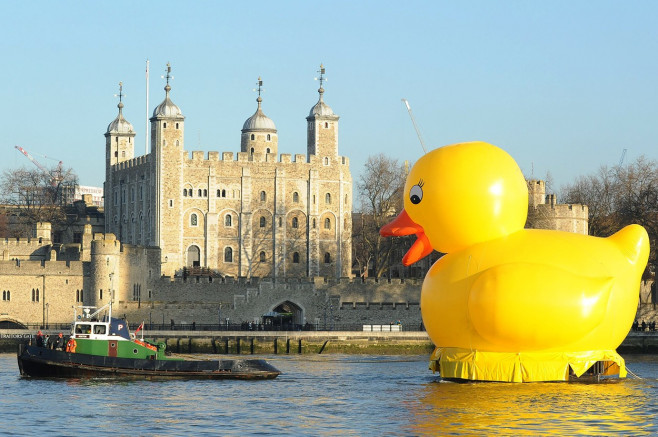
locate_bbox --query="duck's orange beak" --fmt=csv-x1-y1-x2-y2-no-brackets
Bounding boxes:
380,209,433,266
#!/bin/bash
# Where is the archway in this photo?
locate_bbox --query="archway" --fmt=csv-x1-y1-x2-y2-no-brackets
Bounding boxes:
0,318,28,329
263,301,304,330
187,245,200,267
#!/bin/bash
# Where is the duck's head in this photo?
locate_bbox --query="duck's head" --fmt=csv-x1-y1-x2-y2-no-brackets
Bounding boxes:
381,141,529,265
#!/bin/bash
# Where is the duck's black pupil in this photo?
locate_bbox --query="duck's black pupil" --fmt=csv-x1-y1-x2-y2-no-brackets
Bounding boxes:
410,195,421,204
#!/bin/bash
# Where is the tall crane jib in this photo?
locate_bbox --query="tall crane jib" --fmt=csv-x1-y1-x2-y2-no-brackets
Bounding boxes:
14,145,73,204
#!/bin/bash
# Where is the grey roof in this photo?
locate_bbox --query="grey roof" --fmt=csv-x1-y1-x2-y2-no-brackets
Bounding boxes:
242,99,276,132
152,85,183,119
106,104,134,134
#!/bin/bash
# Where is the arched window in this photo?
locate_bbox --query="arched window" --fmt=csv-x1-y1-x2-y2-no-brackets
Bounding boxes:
176,140,179,147
260,216,266,228
250,134,255,140
217,189,220,197
324,122,329,128
293,252,300,263
224,247,233,263
324,157,329,165
183,189,188,197
260,251,266,262
225,214,232,226
198,189,202,197
325,193,331,204
313,218,316,228
267,134,271,141
324,252,331,264
293,192,299,203
250,147,255,154
176,123,179,129
191,213,198,226
324,218,331,229
292,217,298,228
260,191,266,202
163,122,167,128
188,189,193,197
266,148,270,153
203,189,207,197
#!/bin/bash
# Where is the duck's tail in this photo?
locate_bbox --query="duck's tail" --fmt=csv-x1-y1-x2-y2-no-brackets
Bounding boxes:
608,224,650,267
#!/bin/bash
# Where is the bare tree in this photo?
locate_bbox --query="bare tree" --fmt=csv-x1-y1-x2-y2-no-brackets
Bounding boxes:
354,154,408,278
561,155,657,277
0,166,78,237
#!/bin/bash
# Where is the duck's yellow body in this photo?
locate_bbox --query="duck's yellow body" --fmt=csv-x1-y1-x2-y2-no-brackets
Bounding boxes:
381,141,650,382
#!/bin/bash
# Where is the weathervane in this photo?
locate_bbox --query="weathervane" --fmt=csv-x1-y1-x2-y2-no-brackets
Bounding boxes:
114,82,125,110
161,63,173,91
253,76,264,103
314,64,327,92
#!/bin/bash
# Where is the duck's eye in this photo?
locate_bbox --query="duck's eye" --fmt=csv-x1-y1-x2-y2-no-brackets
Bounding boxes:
409,185,423,205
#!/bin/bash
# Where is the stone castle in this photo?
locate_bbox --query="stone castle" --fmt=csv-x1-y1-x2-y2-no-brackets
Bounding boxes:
5,65,637,332
104,65,351,279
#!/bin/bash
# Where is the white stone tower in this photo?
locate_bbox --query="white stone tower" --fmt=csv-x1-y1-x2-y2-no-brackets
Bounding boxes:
241,77,278,156
104,82,136,234
306,64,339,162
150,63,185,266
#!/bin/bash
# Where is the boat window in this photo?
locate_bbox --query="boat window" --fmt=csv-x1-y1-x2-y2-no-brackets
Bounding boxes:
76,324,92,334
94,325,107,335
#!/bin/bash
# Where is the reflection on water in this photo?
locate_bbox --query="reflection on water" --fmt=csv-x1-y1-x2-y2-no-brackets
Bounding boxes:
1,353,658,436
410,378,658,436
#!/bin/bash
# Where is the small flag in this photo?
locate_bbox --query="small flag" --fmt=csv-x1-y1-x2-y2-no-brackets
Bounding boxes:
135,322,144,335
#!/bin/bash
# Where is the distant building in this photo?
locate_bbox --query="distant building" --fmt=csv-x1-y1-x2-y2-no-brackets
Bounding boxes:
526,179,588,235
75,186,104,207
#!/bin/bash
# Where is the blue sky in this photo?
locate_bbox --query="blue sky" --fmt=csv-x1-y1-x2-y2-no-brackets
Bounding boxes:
2,1,657,199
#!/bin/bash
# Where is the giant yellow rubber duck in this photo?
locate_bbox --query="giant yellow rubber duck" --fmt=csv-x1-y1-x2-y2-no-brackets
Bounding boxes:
381,141,650,382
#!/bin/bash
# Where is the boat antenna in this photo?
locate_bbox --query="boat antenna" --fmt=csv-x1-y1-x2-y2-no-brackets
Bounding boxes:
401,98,428,153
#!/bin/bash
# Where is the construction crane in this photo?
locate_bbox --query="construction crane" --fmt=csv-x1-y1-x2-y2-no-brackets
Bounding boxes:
401,98,428,154
619,148,627,167
14,145,75,205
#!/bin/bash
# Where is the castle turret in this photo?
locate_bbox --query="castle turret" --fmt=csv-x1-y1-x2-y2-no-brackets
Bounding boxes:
241,77,278,156
150,63,185,271
104,83,136,235
89,234,121,308
306,64,339,162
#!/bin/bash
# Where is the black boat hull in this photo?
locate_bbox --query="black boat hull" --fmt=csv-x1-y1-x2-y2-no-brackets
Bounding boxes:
17,344,280,380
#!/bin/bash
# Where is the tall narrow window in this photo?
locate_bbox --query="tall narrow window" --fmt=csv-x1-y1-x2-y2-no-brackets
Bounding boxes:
260,191,266,202
198,189,202,197
203,189,208,197
251,134,255,140
191,213,198,226
267,134,271,141
225,214,232,226
293,192,299,203
224,247,233,263
293,252,300,263
325,193,331,204
324,218,331,229
259,216,266,228
260,251,266,262
324,253,331,263
183,189,188,197
292,217,298,228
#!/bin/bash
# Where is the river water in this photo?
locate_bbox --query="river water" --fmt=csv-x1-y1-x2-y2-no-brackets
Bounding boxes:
2,353,658,436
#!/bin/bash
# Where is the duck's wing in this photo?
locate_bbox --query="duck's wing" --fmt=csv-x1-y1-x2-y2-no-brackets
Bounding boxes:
468,263,613,351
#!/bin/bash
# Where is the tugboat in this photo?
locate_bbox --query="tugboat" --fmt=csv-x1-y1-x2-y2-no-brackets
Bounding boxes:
17,302,280,380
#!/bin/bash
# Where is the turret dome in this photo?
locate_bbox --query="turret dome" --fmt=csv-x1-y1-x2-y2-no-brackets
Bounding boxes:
242,97,276,132
106,102,135,134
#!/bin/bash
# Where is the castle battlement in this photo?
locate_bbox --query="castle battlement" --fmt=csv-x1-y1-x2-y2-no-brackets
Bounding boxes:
1,238,48,247
174,150,350,168
0,259,84,274
112,155,149,171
